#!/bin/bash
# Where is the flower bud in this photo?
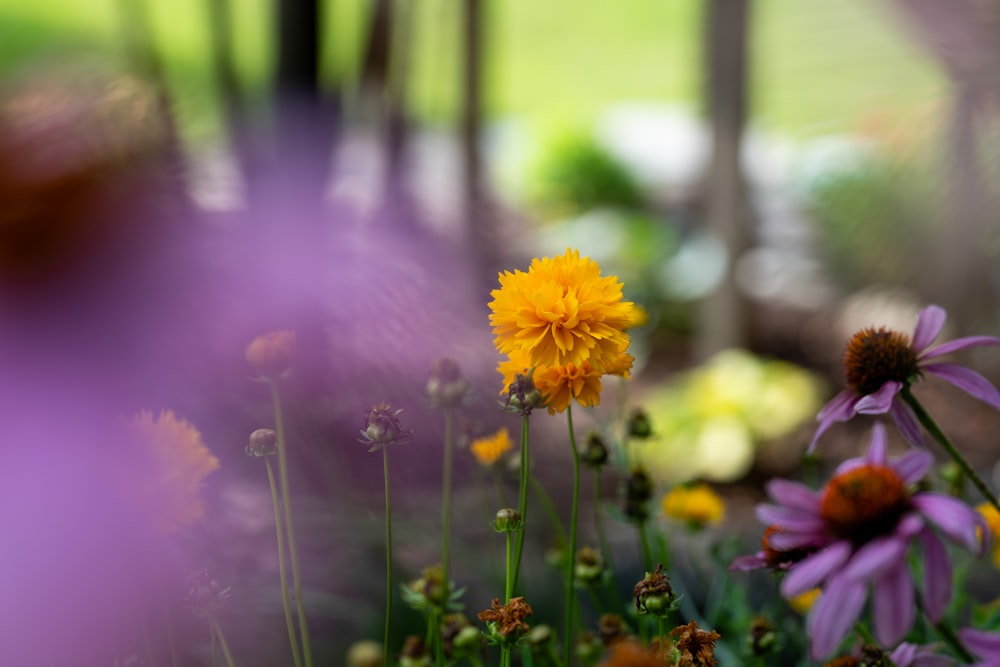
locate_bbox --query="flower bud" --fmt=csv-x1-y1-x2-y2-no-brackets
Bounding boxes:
493,508,522,533
360,403,412,451
633,564,678,617
500,373,545,416
245,330,295,381
624,468,654,522
747,617,775,657
399,636,430,667
597,613,630,647
346,640,384,667
182,569,232,618
582,432,609,468
246,428,277,457
574,632,602,661
627,407,653,439
524,624,553,654
574,547,605,584
426,358,470,409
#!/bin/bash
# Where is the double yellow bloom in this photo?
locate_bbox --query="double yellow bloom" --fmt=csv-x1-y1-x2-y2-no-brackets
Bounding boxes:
489,249,644,413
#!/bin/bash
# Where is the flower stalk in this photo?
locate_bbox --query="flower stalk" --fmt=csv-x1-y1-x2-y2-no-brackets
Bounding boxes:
210,617,237,667
512,415,531,592
563,406,581,665
441,406,455,587
265,457,303,667
383,445,394,664
901,387,1000,516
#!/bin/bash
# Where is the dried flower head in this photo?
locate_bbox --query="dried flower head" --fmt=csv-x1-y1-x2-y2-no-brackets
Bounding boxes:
747,617,776,657
471,428,513,467
633,564,676,616
426,357,470,409
246,428,278,457
245,330,296,381
399,636,430,667
182,569,232,618
597,613,631,647
499,370,545,416
115,410,220,534
477,597,533,642
670,621,720,667
360,403,412,451
441,614,481,658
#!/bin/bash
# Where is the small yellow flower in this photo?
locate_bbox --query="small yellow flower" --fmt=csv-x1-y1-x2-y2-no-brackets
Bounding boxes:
470,428,513,466
788,588,821,615
117,410,220,534
489,248,642,373
977,501,1000,568
661,483,725,528
246,330,296,380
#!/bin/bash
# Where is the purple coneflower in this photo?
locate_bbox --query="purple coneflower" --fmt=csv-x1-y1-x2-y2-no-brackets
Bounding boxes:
734,423,987,660
958,628,1000,667
811,305,1000,450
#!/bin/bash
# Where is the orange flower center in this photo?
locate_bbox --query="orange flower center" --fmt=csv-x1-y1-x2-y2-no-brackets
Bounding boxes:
820,465,910,543
843,327,918,396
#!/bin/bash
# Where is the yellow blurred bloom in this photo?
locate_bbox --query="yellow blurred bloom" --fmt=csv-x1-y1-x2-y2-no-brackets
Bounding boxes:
977,501,1000,568
471,428,513,466
489,248,642,373
661,483,725,527
788,588,821,615
118,410,220,534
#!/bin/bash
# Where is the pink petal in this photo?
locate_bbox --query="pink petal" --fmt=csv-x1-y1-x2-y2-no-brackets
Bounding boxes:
873,561,914,646
865,422,888,464
768,529,828,551
892,449,934,485
781,541,852,598
856,381,903,414
919,528,951,623
807,575,867,661
810,391,860,453
729,552,766,572
766,479,821,511
841,535,907,582
920,335,1000,360
923,362,1000,411
912,305,947,352
959,627,1000,659
755,504,826,533
913,494,984,554
888,399,925,446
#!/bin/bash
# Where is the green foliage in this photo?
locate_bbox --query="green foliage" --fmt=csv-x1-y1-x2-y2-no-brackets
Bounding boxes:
529,133,646,219
807,152,939,291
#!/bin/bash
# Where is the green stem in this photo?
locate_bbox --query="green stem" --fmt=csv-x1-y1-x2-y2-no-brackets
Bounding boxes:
902,388,1000,515
563,406,581,666
383,446,394,665
442,407,455,585
265,458,304,667
270,382,315,667
505,528,514,602
637,520,654,574
931,617,974,664
210,617,236,667
593,468,613,572
529,473,567,546
512,415,531,592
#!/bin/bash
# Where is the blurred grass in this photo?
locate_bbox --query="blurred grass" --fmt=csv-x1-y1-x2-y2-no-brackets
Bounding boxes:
0,0,947,144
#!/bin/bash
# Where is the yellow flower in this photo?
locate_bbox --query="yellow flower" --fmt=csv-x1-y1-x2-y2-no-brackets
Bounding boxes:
661,483,725,527
117,410,220,534
489,249,642,373
246,330,296,380
471,428,513,466
499,346,633,414
977,501,1000,568
788,588,821,615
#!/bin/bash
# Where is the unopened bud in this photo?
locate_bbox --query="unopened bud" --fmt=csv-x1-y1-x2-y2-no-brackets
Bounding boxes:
494,508,522,533
246,428,277,457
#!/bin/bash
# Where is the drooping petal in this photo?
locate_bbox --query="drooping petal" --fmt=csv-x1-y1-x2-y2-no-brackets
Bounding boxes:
913,494,985,554
958,628,1000,660
807,575,867,661
873,561,914,646
919,528,951,623
922,362,1000,411
892,449,934,485
810,391,860,453
888,399,925,446
921,335,1000,360
755,504,826,533
856,381,903,414
912,305,947,353
766,478,821,512
781,541,852,598
729,552,766,572
866,422,888,464
768,529,829,551
841,535,907,582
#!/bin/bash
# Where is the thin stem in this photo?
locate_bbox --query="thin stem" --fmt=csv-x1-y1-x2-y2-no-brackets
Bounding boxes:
383,446,394,664
512,415,531,592
637,520,654,574
931,617,974,664
564,406,581,666
529,473,568,546
210,617,237,667
210,619,217,667
902,388,1000,515
505,529,514,602
442,407,455,584
270,382,315,667
265,458,304,667
593,468,613,572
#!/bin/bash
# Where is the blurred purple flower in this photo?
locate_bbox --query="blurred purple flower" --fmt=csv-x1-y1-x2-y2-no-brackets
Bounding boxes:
735,423,988,660
959,628,1000,667
890,642,955,667
811,305,1000,450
